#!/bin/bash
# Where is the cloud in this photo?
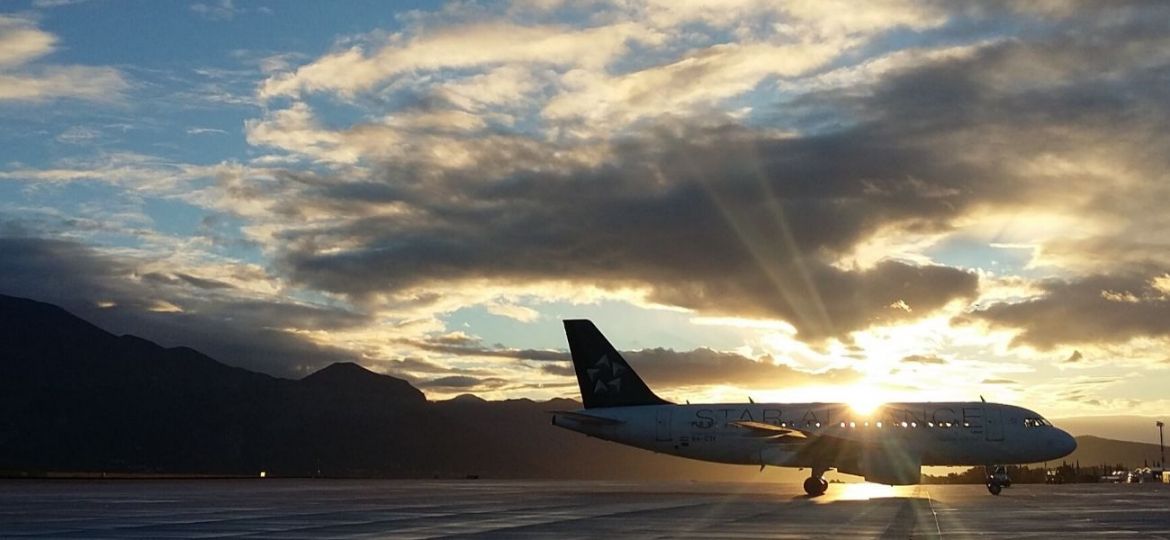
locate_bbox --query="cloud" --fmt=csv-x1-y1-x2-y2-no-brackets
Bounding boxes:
187,127,229,135
141,271,235,290
969,271,1170,349
252,0,950,150
32,0,91,7
381,357,460,376
0,16,128,102
405,338,568,363
8,1,1170,410
228,6,1170,347
901,354,947,365
0,236,367,377
484,301,540,322
623,347,861,389
262,120,981,339
0,16,55,67
259,21,654,100
1064,350,1083,364
404,335,859,390
37,3,1170,373
55,125,101,144
190,0,242,21
542,40,843,132
417,375,508,390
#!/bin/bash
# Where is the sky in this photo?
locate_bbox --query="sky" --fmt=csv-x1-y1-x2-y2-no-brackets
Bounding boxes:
1,0,1168,418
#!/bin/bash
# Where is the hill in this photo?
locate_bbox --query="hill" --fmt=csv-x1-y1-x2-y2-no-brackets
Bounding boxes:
0,294,798,481
6,294,1158,481
1053,415,1166,446
1063,436,1166,470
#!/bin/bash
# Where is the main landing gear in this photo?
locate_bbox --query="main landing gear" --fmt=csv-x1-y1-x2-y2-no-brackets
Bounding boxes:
803,468,829,496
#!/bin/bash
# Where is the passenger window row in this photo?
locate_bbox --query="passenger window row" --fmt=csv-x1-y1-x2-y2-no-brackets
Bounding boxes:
777,420,974,429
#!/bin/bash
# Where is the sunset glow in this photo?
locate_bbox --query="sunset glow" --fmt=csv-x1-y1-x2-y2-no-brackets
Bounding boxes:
1,1,1168,419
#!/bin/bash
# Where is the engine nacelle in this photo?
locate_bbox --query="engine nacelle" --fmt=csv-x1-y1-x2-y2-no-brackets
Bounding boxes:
837,447,922,485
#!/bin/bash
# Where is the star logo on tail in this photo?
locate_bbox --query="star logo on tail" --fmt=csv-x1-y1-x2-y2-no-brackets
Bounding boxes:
586,354,626,393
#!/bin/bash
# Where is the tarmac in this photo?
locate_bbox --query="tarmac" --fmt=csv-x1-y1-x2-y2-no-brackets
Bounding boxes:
2,479,1168,539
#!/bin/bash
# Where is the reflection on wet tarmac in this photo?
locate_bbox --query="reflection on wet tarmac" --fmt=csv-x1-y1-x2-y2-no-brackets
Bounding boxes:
1,480,1167,538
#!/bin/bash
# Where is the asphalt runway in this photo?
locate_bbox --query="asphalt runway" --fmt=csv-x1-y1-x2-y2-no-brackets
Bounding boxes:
2,479,1168,539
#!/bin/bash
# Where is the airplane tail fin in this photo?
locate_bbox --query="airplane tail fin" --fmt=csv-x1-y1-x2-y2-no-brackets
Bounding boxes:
563,319,668,409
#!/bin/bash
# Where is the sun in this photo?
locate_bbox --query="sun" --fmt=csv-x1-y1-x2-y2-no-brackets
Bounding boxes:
845,384,885,416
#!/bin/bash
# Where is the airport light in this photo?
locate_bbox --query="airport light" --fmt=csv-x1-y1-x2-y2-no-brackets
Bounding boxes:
1158,421,1165,469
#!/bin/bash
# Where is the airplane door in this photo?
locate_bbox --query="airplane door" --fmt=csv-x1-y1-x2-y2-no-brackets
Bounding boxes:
985,404,1004,442
655,408,672,442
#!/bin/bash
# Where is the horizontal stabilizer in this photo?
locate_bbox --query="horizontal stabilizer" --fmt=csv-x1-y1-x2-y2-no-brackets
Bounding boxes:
549,410,626,426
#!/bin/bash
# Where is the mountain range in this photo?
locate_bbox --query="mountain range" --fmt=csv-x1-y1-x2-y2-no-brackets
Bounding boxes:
0,294,1163,479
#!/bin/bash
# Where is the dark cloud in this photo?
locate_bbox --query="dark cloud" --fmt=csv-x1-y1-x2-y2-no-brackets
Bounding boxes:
623,348,861,390
141,272,235,290
1065,350,1083,364
901,354,947,365
263,5,1170,341
405,339,569,362
412,336,860,390
540,363,575,377
1056,387,1105,406
417,375,507,390
969,271,1170,349
0,236,366,377
9,3,1170,387
273,115,982,339
380,357,460,375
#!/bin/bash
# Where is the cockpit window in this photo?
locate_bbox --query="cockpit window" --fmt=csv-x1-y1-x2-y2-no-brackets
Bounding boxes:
1023,417,1052,428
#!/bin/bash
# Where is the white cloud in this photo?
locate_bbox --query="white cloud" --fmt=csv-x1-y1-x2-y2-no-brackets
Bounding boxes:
630,0,944,38
244,102,365,164
435,65,545,111
0,152,207,194
259,21,657,100
186,127,229,135
250,0,950,165
485,301,541,322
779,42,989,95
384,109,488,132
0,16,128,102
55,125,102,144
543,40,842,132
32,0,91,7
191,0,243,21
0,16,56,67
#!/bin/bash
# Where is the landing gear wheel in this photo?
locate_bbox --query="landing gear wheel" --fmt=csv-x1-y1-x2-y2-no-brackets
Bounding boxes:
803,476,828,496
987,482,1002,495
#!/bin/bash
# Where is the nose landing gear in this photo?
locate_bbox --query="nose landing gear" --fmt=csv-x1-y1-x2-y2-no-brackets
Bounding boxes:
986,465,1011,495
803,468,829,496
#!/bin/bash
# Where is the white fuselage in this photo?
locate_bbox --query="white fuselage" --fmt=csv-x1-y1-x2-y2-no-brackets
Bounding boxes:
554,401,1076,471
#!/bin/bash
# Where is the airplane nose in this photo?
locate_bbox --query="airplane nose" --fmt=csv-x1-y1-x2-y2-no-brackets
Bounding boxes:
1054,430,1077,457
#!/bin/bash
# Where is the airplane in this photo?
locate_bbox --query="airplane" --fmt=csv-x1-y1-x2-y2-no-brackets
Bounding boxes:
550,320,1077,496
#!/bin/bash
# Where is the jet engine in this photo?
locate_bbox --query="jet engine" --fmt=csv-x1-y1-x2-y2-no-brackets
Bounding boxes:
837,448,922,485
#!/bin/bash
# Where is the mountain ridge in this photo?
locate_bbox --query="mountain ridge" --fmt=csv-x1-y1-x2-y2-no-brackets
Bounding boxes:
1,294,1162,479
0,294,773,480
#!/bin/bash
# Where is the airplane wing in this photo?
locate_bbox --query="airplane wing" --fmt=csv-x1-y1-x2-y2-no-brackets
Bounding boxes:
749,426,865,471
548,410,626,426
729,421,808,439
